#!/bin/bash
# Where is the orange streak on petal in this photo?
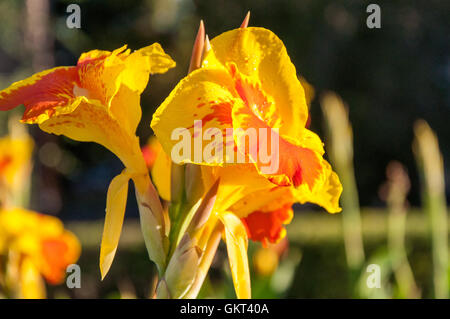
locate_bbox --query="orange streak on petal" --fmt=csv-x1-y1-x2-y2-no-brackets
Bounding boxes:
242,204,293,246
231,83,322,189
0,67,78,122
272,137,322,189
186,101,233,134
200,102,233,127
229,62,281,131
76,47,129,106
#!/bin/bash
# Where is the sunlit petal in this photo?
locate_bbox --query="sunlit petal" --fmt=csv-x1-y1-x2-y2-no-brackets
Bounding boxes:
220,211,251,299
100,169,132,279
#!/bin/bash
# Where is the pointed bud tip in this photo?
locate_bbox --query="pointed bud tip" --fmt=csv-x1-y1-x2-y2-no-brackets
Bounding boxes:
240,11,251,28
188,19,206,73
195,20,205,43
204,34,211,54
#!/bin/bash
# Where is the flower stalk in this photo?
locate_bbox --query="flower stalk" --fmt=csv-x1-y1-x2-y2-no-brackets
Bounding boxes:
413,120,448,299
321,92,365,274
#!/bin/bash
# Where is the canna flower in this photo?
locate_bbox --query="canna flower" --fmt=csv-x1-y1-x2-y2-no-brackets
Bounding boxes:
0,44,176,277
0,207,80,298
151,26,342,298
151,27,341,210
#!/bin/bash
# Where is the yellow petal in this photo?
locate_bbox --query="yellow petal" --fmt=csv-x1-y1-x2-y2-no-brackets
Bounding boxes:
204,27,308,141
0,44,175,180
77,47,127,108
201,164,274,212
293,160,343,213
20,257,46,299
77,45,136,143
299,129,325,155
110,44,176,136
109,84,142,137
229,186,294,218
121,43,176,93
100,169,132,279
149,138,172,201
220,211,251,299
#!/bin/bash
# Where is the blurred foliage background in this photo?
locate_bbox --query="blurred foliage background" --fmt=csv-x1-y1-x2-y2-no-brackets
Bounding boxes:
0,0,448,298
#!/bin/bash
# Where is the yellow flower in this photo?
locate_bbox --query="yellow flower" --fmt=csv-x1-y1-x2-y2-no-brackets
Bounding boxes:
152,27,340,205
151,27,342,298
0,44,176,277
0,207,80,298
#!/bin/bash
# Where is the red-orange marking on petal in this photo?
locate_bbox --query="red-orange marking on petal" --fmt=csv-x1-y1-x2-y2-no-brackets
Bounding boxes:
230,64,322,189
77,60,108,104
233,76,273,124
200,102,233,127
233,95,322,189
187,101,233,132
0,67,78,122
242,203,293,247
273,137,322,189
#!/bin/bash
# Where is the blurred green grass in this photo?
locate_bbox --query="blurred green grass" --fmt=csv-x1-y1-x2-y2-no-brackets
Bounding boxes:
51,208,448,299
